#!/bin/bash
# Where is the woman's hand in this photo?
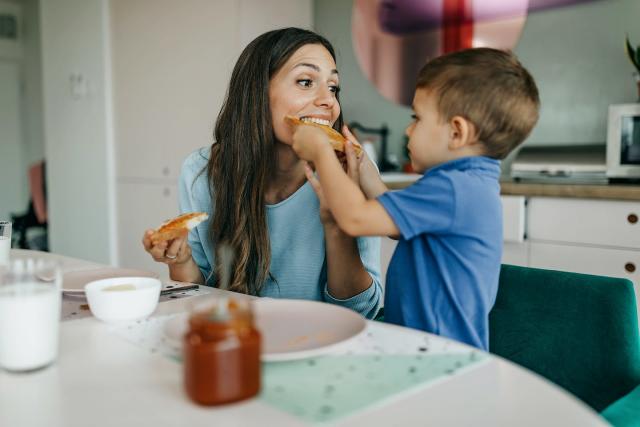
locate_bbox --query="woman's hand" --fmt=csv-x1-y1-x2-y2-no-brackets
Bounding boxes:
304,163,334,225
142,230,192,265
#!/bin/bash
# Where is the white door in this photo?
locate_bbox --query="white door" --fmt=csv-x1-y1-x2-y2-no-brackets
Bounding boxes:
0,60,26,222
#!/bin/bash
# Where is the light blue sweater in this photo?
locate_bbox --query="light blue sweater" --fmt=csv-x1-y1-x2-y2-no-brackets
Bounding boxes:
178,148,383,319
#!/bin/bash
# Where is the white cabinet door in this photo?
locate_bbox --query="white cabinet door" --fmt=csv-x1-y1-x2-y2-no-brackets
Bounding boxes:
529,241,639,282
500,195,528,265
117,181,179,279
380,237,398,295
111,0,239,180
502,242,529,266
528,197,640,249
501,195,526,243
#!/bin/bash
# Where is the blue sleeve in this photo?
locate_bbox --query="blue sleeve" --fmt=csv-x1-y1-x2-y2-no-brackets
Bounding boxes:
178,149,214,284
323,235,383,319
377,173,455,240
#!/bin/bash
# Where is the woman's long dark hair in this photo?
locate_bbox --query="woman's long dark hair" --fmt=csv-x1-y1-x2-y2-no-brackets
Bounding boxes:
208,28,344,295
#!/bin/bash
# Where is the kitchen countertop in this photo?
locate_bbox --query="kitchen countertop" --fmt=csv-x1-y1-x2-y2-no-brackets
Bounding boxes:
381,173,640,201
499,181,640,201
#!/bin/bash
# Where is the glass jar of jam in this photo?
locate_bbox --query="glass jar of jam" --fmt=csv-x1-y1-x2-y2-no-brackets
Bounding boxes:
183,298,261,405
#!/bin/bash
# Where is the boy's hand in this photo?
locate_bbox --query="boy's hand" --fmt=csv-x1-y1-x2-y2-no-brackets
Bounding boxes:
304,138,362,227
341,125,388,199
343,136,362,183
292,125,332,161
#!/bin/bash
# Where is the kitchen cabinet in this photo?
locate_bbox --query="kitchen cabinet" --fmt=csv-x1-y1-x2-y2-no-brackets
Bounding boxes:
529,241,639,282
503,197,640,273
502,241,529,266
502,195,526,243
524,197,639,277
527,197,640,249
503,196,640,322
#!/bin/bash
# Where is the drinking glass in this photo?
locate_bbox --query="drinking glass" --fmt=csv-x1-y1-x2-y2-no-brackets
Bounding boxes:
0,259,61,372
0,221,11,267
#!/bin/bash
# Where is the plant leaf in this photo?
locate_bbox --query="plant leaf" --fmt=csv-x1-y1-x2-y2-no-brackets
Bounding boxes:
626,35,640,72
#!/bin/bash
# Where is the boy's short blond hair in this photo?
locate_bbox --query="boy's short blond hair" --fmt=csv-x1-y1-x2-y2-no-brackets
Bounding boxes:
416,48,540,159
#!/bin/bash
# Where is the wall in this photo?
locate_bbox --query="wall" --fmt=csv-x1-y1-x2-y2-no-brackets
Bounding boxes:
0,0,26,222
0,60,25,222
111,0,312,183
517,0,639,145
40,0,115,263
0,0,45,225
20,0,45,174
238,0,313,49
314,0,640,169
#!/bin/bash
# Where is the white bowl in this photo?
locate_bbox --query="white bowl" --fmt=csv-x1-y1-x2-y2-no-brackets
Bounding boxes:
84,276,161,323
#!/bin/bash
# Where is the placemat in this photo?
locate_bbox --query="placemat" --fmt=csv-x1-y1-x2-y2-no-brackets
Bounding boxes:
110,313,488,424
261,353,486,424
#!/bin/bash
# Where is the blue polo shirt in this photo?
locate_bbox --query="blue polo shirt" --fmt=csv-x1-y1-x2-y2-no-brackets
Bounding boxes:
377,156,502,349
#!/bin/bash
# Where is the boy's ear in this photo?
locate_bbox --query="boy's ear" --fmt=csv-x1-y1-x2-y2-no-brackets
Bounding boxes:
448,116,479,150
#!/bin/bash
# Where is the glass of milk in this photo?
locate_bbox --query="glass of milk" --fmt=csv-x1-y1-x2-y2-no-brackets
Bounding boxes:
0,259,61,372
0,221,11,267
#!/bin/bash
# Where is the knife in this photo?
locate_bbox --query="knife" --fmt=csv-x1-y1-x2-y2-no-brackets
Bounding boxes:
160,284,200,296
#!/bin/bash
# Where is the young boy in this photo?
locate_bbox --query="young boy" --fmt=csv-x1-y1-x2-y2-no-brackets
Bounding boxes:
291,48,540,350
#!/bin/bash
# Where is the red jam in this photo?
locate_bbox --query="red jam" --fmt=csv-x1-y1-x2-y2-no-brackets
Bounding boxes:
183,299,261,405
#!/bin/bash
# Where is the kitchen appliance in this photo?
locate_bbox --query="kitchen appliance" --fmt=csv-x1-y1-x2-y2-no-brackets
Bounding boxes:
349,121,398,172
510,144,608,184
606,103,640,180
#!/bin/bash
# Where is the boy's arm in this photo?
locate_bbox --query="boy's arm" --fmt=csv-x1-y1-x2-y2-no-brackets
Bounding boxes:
305,147,399,238
358,154,388,199
341,126,388,200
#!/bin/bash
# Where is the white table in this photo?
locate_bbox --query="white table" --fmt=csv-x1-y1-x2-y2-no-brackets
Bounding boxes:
0,251,608,426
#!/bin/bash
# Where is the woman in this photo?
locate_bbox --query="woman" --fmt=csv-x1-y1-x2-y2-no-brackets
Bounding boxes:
142,28,382,318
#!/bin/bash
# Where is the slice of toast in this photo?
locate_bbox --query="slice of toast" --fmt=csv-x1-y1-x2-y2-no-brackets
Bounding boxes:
285,116,363,157
150,212,209,244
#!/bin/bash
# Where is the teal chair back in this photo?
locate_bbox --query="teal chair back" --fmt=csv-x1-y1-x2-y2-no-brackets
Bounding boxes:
489,264,640,412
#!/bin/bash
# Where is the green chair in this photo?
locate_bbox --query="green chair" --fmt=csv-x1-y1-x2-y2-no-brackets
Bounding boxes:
490,264,640,426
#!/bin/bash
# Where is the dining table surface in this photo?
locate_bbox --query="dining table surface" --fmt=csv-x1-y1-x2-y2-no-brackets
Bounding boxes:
0,249,609,426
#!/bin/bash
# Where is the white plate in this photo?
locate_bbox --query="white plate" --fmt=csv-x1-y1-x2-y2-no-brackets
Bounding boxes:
164,299,367,361
62,268,158,293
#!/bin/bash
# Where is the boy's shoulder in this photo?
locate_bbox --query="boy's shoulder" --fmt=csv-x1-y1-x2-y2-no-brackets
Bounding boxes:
412,156,500,188
430,156,500,175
